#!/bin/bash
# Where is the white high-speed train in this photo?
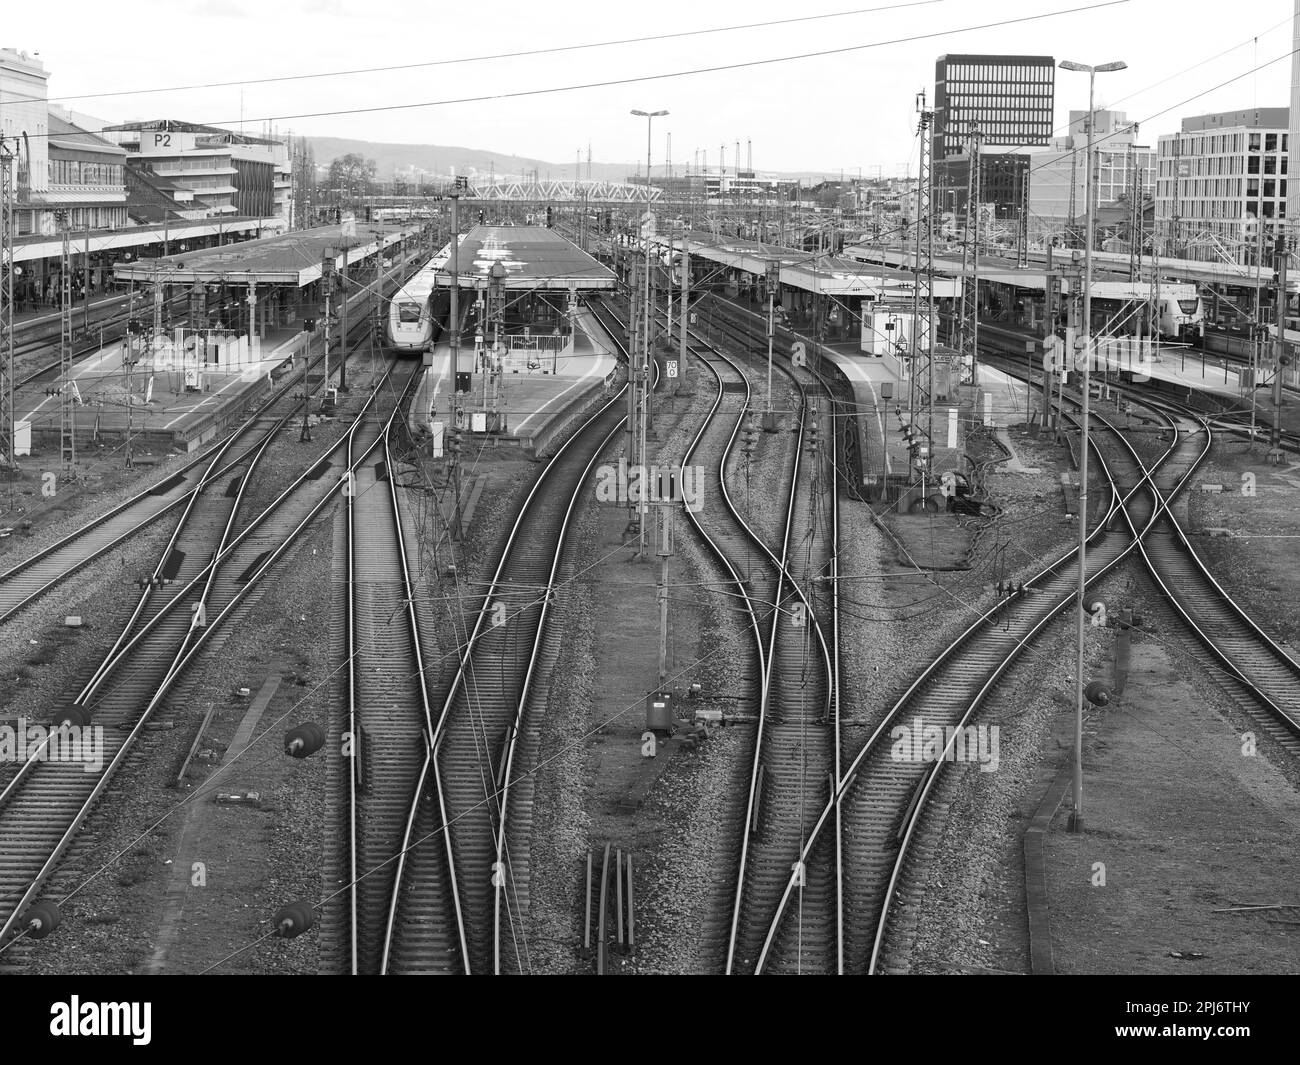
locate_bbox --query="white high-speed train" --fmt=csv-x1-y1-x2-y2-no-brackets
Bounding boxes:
386,242,453,354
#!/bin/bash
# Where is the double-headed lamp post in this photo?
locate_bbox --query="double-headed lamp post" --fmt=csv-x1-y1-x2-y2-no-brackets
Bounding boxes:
631,109,667,355
1059,57,1126,834
631,108,667,559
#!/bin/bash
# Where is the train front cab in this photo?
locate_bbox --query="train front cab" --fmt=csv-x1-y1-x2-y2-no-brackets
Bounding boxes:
388,294,436,355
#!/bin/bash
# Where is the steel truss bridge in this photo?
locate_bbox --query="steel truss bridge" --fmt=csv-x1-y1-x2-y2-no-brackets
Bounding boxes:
365,180,664,208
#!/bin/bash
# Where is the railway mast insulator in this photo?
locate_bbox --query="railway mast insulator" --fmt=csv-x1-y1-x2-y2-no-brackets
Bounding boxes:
54,706,90,728
1084,680,1112,707
22,900,62,939
272,901,316,938
284,722,326,758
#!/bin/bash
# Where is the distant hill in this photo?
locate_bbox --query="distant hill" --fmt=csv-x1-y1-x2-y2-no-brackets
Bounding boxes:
307,135,844,185
307,136,628,183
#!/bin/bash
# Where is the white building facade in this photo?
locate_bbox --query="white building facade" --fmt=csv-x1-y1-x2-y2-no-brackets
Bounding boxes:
0,48,49,235
1155,107,1289,263
1029,110,1154,244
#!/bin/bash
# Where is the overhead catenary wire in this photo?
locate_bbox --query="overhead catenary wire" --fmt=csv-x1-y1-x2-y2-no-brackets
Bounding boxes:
44,1,948,105
22,1,1128,143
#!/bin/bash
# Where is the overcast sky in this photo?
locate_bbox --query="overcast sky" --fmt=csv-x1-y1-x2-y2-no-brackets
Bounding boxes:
6,0,1296,176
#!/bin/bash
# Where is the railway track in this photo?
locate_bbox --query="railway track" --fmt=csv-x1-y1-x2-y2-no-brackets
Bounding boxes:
697,305,1216,973
382,299,650,974
342,396,439,975
0,261,422,627
849,394,1180,973
686,311,838,974
1138,420,1300,743
863,369,1300,973
994,362,1300,745
0,362,418,951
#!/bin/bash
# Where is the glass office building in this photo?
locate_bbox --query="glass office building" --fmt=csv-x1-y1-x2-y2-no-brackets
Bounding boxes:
933,54,1056,160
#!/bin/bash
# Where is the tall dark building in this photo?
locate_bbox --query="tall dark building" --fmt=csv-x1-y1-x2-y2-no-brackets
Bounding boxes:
933,54,1055,160
933,54,1055,221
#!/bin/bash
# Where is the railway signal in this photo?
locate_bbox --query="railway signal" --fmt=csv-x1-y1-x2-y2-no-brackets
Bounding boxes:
448,426,464,540
300,314,317,442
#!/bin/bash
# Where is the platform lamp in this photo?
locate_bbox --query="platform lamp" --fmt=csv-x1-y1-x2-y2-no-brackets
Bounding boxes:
1059,57,1126,833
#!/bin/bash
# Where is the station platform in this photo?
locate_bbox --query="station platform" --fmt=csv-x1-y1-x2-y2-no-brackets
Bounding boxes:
13,324,310,456
9,291,126,331
409,307,618,452
712,295,967,494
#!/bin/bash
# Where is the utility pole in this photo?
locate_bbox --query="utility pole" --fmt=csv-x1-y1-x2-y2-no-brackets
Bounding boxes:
448,425,463,540
627,256,642,520
1042,246,1058,430
679,235,690,392
322,252,335,390
1274,232,1289,424
656,496,673,688
908,92,935,495
338,240,349,391
764,259,778,429
1060,56,1127,835
0,136,13,490
59,220,74,476
1170,135,1182,257
449,181,464,387
959,125,983,390
1250,218,1264,449
1017,164,1030,269
1068,149,1079,249
300,314,315,442
372,228,386,368
631,108,668,559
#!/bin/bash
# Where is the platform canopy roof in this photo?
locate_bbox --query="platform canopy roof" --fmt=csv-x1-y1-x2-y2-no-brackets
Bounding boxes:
112,224,410,287
673,233,962,299
433,226,616,290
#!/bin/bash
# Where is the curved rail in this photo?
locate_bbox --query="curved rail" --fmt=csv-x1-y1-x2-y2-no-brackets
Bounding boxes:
0,366,416,947
383,297,651,974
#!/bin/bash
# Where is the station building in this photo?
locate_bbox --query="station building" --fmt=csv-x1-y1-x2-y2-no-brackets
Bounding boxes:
1155,107,1291,263
45,110,129,232
1028,110,1154,245
102,120,293,226
1,52,289,310
1,48,51,237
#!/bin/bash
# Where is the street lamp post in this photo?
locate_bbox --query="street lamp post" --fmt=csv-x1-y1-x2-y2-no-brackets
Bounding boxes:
630,109,667,559
1059,57,1126,834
